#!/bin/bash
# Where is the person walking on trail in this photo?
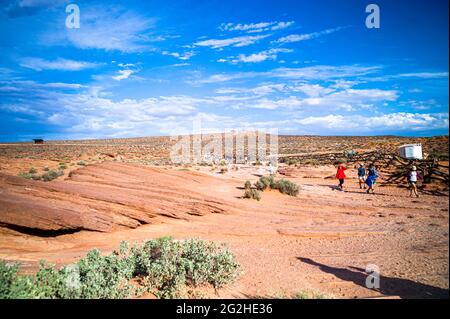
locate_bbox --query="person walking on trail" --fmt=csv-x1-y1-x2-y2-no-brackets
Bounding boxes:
357,163,366,189
407,166,420,198
336,163,347,190
365,163,378,194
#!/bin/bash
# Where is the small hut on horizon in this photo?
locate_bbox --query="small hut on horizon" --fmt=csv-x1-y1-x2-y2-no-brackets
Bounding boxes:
33,139,44,144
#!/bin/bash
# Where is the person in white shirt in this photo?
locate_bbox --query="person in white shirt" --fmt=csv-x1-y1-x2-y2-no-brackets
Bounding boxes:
408,166,419,198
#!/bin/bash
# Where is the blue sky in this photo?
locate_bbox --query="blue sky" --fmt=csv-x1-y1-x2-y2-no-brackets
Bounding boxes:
0,0,448,141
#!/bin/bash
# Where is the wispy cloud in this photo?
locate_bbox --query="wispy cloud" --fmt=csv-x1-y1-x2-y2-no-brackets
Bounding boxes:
43,8,157,52
162,51,196,60
0,80,85,91
231,48,293,63
112,69,134,81
19,57,99,71
192,65,381,84
397,72,449,79
4,0,68,18
219,21,294,33
294,113,449,132
273,26,348,44
194,34,270,49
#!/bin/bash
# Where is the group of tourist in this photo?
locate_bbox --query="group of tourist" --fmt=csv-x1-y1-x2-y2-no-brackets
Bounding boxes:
335,162,420,197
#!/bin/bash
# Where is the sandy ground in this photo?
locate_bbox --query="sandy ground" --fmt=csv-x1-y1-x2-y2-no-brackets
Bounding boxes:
0,162,448,299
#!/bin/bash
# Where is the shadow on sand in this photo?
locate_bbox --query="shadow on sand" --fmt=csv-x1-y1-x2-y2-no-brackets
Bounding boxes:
298,257,449,299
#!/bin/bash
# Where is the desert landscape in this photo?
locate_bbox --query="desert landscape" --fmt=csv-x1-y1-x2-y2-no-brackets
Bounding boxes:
0,135,448,299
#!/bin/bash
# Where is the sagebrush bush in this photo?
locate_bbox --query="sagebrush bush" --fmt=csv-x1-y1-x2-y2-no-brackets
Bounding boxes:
272,179,300,196
244,181,252,189
255,176,276,191
76,244,136,298
254,176,299,196
133,237,239,298
243,188,261,201
0,238,239,299
41,169,64,182
28,167,37,174
18,169,63,182
18,172,35,180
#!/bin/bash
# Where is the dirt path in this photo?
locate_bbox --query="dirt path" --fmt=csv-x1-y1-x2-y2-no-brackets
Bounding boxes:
0,163,448,298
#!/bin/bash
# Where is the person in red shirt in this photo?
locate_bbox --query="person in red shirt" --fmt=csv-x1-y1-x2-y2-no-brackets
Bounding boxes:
336,163,347,190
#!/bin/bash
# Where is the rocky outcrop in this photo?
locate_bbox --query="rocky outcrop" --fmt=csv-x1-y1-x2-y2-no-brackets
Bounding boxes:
0,162,236,235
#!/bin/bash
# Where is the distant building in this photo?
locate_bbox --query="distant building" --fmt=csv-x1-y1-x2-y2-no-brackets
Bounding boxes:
33,139,44,144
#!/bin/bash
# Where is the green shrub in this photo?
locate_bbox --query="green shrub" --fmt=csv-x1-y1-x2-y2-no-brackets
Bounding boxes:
244,181,252,189
28,167,37,174
243,188,261,201
293,290,327,299
133,237,186,298
19,169,64,182
18,172,34,179
76,245,135,299
255,176,275,191
43,167,50,171
41,170,64,182
272,179,300,196
133,237,239,298
254,176,299,196
0,238,239,299
0,261,36,299
59,163,68,170
77,161,86,166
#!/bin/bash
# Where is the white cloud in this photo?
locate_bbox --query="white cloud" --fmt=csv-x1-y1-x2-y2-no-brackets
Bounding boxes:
112,69,134,81
219,21,294,33
398,99,439,111
232,48,293,63
0,80,85,90
194,34,270,49
397,72,449,79
193,65,381,84
162,51,195,60
215,84,286,96
189,72,256,84
290,84,335,97
273,26,348,44
41,82,85,89
43,8,156,52
2,77,448,138
294,113,449,132
268,65,381,80
297,88,398,111
19,57,98,71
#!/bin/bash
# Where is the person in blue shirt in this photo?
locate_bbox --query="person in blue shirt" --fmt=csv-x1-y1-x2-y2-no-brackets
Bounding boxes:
357,163,366,189
365,163,379,194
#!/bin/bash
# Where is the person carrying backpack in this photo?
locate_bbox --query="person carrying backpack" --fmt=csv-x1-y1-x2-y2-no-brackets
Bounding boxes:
357,163,366,189
365,163,378,194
